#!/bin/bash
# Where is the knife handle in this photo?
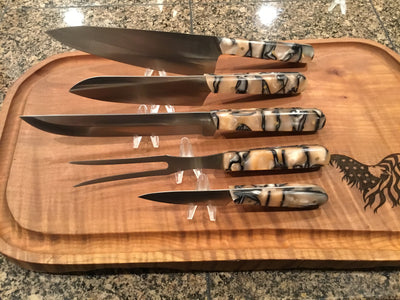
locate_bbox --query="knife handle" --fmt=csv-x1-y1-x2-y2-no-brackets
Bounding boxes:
218,38,314,63
229,184,328,207
211,108,325,133
204,72,306,95
223,145,330,172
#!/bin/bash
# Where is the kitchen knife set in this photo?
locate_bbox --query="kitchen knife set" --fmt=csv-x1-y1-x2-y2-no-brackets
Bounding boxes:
21,26,329,209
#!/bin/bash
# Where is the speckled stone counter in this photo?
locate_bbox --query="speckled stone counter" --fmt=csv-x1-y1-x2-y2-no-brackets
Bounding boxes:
1,0,400,299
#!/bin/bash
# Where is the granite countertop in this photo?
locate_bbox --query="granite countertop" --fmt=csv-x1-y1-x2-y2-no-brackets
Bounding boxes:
1,0,400,299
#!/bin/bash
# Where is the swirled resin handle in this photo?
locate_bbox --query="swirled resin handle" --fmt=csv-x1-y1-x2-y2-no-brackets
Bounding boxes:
223,145,330,172
229,184,328,207
211,108,325,132
219,38,314,63
204,72,306,95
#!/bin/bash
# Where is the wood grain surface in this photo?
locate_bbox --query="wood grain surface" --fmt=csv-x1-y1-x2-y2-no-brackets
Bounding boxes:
1,39,400,271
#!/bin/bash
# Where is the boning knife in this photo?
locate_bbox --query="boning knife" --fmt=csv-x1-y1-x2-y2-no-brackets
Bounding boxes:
21,107,326,137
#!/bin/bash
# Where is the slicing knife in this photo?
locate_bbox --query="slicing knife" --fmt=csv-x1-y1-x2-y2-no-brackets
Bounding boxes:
70,72,307,105
20,107,326,137
70,145,330,187
47,26,314,75
139,183,328,209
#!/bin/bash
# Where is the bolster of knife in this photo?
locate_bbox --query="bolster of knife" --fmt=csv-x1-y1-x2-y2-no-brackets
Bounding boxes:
228,183,328,207
218,38,314,63
211,108,325,132
204,72,306,95
222,145,330,172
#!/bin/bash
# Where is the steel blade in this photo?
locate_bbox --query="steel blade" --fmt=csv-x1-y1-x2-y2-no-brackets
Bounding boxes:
47,26,221,74
70,75,210,105
140,185,328,208
74,169,172,187
72,154,224,187
139,190,230,205
20,112,216,137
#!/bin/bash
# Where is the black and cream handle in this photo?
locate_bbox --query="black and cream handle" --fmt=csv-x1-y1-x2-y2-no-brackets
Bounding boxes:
204,72,306,95
211,108,326,133
229,184,328,208
218,37,314,63
223,145,330,172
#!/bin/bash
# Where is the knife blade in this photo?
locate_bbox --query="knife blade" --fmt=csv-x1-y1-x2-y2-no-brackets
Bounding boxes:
20,107,326,137
71,145,330,187
70,72,307,105
47,26,314,74
139,183,328,208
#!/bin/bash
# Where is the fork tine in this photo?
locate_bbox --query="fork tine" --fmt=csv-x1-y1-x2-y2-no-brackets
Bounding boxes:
70,155,170,165
74,169,172,187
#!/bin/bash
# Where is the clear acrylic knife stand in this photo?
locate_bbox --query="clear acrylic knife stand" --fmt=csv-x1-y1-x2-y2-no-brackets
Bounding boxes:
180,137,216,222
328,0,346,14
187,172,217,222
132,69,216,221
133,68,174,149
175,137,202,184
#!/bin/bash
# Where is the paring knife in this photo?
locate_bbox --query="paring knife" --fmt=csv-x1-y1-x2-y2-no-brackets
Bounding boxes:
70,145,330,187
47,26,314,75
20,107,326,137
70,72,306,105
140,183,328,209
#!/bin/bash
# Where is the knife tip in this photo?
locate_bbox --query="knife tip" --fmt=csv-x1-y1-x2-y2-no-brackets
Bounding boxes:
69,85,77,93
20,115,35,125
46,26,89,40
73,180,90,187
69,78,87,93
69,86,89,98
73,180,95,188
45,28,55,35
137,193,168,203
46,27,63,38
70,161,90,165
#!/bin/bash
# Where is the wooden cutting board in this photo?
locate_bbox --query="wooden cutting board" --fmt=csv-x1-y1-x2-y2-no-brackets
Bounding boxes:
1,38,400,272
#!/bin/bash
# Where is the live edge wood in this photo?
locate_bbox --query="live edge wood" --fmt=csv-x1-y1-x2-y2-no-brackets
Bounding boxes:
1,39,400,272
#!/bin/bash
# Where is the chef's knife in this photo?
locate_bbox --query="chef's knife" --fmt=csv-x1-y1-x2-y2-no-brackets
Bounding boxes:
20,107,325,137
47,26,314,74
139,183,328,209
71,145,330,187
70,72,306,105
